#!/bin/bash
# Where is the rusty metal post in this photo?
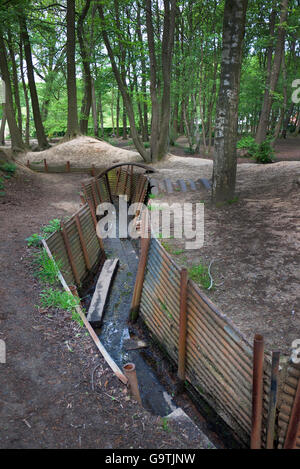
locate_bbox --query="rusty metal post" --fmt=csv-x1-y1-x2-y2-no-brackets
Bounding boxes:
284,374,300,449
177,268,188,382
69,285,79,297
266,351,280,449
105,173,113,203
123,363,142,405
44,158,48,172
130,210,150,321
251,334,264,449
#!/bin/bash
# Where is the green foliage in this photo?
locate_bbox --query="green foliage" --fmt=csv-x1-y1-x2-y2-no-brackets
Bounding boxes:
33,248,62,285
237,136,275,164
161,417,170,432
254,139,275,164
237,135,257,154
26,233,43,247
26,218,61,247
41,219,61,236
188,263,211,289
0,162,16,175
40,288,83,326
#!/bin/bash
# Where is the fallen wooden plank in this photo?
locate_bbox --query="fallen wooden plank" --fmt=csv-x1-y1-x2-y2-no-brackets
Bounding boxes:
42,240,127,385
87,258,119,327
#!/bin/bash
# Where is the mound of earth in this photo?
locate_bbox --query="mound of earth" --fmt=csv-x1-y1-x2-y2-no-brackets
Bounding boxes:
19,136,143,168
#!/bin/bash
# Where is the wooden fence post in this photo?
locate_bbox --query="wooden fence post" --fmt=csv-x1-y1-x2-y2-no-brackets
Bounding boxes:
251,334,264,449
178,268,188,382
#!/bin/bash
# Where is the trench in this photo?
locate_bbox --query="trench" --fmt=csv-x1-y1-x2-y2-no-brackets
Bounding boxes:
81,203,176,417
80,200,240,449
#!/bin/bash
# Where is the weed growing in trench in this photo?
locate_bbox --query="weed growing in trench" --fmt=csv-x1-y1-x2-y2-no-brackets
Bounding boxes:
161,417,171,432
26,218,62,247
41,218,61,236
40,288,83,327
188,262,211,289
33,248,62,285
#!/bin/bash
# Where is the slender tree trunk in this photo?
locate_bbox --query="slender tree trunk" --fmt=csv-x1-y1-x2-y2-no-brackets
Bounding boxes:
0,29,24,151
77,0,92,134
255,0,288,144
19,39,30,146
19,15,49,149
122,102,127,140
98,94,104,137
65,0,80,139
281,103,294,138
7,29,22,133
212,0,248,203
116,90,120,138
0,105,6,145
91,78,98,137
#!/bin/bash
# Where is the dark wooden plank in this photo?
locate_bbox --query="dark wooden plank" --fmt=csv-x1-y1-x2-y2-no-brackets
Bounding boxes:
188,179,197,191
198,178,211,190
87,258,119,327
177,179,187,192
149,178,159,195
164,178,174,194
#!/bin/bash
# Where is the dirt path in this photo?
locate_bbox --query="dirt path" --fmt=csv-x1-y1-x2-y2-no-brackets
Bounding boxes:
0,169,211,449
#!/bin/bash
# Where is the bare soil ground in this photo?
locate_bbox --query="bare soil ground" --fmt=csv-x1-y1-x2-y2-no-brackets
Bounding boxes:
150,161,300,355
0,168,211,449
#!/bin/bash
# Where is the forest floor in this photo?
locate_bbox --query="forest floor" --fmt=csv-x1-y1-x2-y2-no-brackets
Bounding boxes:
0,165,216,449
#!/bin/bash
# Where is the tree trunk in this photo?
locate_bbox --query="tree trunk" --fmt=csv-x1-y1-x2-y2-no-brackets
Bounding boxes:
19,15,49,149
122,102,127,140
91,78,98,137
255,0,288,144
77,0,92,135
7,29,22,133
19,39,30,146
65,0,80,139
0,104,6,145
146,0,177,161
212,0,248,204
98,94,104,137
0,29,24,151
